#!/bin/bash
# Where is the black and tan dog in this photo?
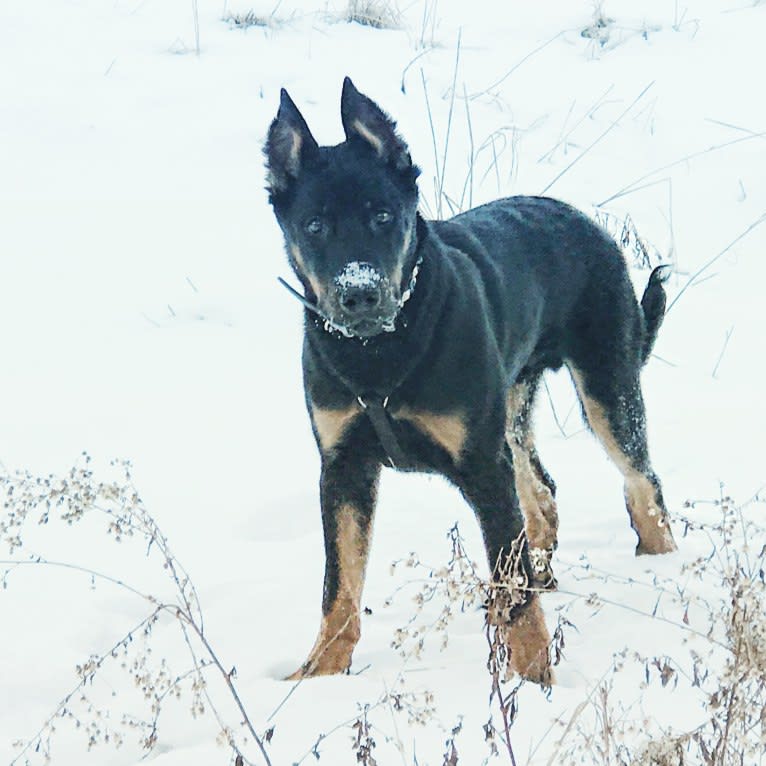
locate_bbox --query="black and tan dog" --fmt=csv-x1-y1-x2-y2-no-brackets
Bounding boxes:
265,78,677,684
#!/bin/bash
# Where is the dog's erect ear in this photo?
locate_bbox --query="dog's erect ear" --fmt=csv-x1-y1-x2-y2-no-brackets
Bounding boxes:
340,77,411,171
265,89,319,194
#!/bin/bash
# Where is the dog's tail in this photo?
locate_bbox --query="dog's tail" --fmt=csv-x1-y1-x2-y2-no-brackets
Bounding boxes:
640,265,671,365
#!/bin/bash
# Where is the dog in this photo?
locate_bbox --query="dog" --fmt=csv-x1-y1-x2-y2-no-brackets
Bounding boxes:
264,77,678,685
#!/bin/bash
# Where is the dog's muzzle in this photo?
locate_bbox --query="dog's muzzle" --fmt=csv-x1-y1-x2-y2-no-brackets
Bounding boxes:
277,255,422,340
331,262,398,338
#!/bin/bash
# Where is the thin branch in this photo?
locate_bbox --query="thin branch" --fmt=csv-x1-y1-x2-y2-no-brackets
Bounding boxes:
191,0,200,55
182,613,273,766
599,130,766,206
10,608,165,766
537,85,615,164
553,586,726,648
542,377,578,438
420,69,442,218
467,32,564,100
704,116,766,140
540,81,655,195
712,326,735,379
666,213,766,314
400,49,431,95
459,82,475,211
0,557,156,604
438,28,462,213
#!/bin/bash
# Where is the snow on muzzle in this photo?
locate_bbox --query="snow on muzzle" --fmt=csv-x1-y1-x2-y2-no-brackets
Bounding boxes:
331,261,399,337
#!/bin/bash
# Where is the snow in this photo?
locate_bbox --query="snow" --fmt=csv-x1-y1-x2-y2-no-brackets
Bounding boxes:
335,261,383,290
1,0,765,764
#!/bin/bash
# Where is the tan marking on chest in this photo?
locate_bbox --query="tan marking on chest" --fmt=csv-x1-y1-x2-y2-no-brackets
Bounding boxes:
394,408,467,463
312,404,360,452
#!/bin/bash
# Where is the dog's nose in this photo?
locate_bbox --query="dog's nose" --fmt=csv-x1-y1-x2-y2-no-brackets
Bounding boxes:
335,262,384,317
339,283,382,313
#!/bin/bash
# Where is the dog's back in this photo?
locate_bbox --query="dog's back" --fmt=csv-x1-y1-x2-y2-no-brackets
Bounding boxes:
432,195,646,381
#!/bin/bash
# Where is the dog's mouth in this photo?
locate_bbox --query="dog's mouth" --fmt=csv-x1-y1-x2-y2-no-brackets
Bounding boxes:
278,256,422,340
332,312,398,338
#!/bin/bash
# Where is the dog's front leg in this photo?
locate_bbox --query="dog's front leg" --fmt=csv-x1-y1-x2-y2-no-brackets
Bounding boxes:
455,451,554,686
288,454,380,679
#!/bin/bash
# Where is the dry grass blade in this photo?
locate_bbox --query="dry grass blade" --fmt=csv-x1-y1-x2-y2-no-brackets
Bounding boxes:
467,32,564,101
191,0,200,54
345,0,401,29
665,212,766,314
438,29,462,216
540,81,655,195
599,130,766,206
538,84,615,164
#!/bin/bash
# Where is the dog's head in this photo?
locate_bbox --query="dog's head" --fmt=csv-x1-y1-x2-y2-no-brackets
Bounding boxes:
265,77,421,339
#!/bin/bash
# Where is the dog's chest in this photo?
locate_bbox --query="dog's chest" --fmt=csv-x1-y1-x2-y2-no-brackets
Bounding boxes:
312,402,469,470
389,407,467,464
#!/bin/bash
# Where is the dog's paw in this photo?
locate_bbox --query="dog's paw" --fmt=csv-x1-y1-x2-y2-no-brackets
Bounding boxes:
635,518,678,556
284,667,306,682
504,596,555,686
284,644,354,681
284,660,344,681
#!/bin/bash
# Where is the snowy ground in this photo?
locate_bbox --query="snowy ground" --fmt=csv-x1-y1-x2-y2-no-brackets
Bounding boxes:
1,0,765,763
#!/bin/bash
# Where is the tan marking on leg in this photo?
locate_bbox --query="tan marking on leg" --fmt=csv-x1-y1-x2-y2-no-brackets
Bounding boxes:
490,595,553,685
625,471,677,555
505,386,558,553
312,404,360,453
351,118,385,156
288,504,370,679
289,242,322,299
506,381,529,442
569,367,677,555
569,368,633,473
508,442,558,552
394,408,467,463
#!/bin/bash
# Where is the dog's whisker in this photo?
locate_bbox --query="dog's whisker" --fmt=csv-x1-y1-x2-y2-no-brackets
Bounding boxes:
277,276,322,316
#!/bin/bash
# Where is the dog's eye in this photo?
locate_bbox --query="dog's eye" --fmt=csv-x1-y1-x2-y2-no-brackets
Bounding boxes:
305,217,325,235
373,210,393,226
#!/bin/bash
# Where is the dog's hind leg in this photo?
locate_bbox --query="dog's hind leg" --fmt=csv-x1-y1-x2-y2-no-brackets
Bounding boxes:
455,451,553,685
288,455,380,679
568,364,678,556
505,376,558,588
